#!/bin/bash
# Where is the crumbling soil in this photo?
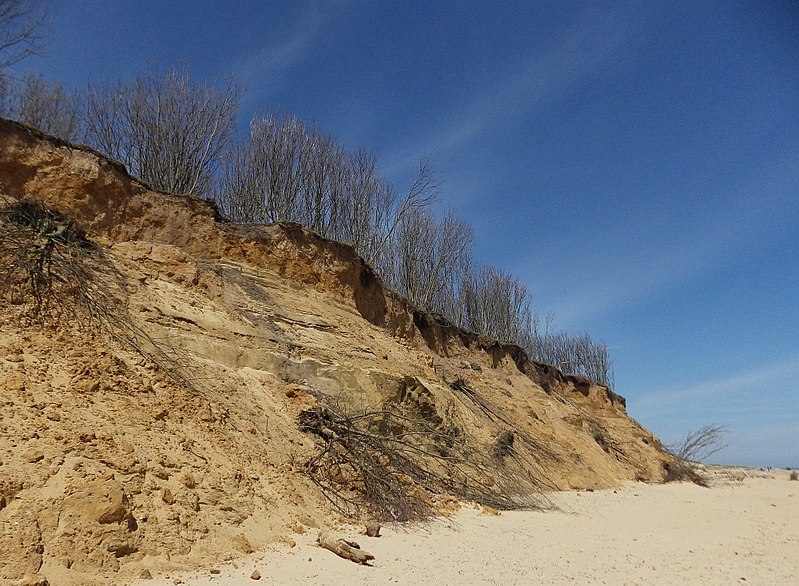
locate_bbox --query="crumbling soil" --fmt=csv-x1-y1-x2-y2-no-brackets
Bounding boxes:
0,117,671,585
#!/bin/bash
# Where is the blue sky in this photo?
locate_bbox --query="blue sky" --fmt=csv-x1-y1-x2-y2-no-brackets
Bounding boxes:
13,1,799,467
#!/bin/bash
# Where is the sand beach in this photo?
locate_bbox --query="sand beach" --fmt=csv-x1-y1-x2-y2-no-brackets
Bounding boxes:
138,468,798,586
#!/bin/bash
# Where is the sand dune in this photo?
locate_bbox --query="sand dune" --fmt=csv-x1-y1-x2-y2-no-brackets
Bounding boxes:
138,468,798,586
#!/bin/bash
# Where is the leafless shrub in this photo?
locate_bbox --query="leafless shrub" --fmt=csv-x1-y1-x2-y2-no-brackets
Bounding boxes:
299,395,545,522
0,71,12,113
0,73,82,141
665,424,728,486
85,67,242,196
366,156,440,266
663,459,708,486
377,208,472,316
459,265,533,344
526,331,614,389
217,111,439,269
220,113,318,225
789,470,797,481
670,424,728,462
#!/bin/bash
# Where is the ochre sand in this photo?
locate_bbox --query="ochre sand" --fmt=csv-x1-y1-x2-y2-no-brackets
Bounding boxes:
137,469,798,586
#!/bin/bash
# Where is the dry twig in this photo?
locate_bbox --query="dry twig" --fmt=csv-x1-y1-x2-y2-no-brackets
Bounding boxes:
299,391,545,523
0,197,196,393
665,424,728,486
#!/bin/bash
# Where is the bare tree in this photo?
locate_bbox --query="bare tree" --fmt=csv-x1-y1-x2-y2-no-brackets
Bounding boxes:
85,68,242,196
0,0,45,70
219,112,348,232
332,146,394,257
218,111,415,266
365,157,439,266
297,129,340,234
460,265,533,343
0,71,12,114
245,113,310,222
216,134,262,222
6,73,82,140
379,208,472,313
423,212,473,316
527,330,614,388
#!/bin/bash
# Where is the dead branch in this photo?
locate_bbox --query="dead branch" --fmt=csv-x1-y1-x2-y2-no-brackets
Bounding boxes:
0,197,198,394
299,392,546,523
317,531,374,565
446,376,560,490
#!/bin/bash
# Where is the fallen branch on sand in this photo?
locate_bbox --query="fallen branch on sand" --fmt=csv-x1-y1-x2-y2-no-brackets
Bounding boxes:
317,531,375,565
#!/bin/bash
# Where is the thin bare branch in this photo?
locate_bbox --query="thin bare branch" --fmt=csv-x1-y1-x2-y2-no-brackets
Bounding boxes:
0,0,45,70
85,67,242,196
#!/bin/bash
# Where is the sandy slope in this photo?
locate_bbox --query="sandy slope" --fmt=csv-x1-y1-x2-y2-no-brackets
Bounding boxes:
138,469,798,586
2,117,678,585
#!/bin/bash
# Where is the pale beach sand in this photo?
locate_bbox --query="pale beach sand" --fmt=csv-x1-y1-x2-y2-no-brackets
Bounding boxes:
137,469,798,586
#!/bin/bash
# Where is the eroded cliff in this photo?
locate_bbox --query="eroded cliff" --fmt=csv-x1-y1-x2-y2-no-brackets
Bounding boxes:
0,118,670,585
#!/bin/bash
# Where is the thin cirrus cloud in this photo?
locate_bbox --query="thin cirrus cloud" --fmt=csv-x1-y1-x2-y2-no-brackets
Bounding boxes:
632,354,799,419
380,4,652,180
522,150,799,329
632,357,799,468
233,1,345,110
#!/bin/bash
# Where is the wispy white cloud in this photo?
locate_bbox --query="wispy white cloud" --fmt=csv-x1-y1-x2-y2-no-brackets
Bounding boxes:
374,5,799,335
527,151,799,329
636,362,799,467
234,0,347,110
632,353,799,417
713,424,799,467
381,4,650,178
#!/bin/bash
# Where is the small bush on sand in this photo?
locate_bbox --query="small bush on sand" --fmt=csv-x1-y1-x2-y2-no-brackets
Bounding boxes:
790,470,798,481
663,459,709,486
665,424,728,487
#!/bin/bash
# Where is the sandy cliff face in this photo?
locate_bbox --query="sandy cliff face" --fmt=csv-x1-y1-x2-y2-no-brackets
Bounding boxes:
0,118,670,585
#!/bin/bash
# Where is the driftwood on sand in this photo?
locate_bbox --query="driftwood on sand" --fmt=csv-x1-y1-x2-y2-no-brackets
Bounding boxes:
317,531,375,565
